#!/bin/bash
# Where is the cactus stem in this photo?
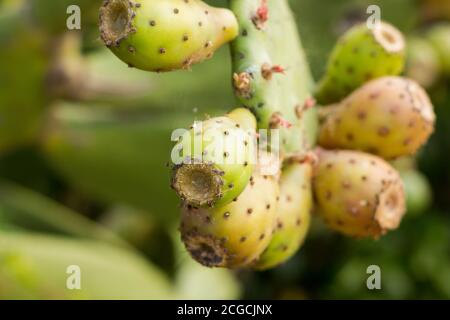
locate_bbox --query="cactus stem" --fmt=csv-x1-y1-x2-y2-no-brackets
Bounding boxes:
261,63,285,80
253,0,269,30
172,163,224,207
269,113,293,129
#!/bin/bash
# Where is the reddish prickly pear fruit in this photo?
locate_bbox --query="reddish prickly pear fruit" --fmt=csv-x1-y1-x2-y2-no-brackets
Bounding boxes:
180,169,279,268
99,0,238,72
319,77,435,160
171,109,256,208
313,149,406,239
315,22,405,104
253,161,313,270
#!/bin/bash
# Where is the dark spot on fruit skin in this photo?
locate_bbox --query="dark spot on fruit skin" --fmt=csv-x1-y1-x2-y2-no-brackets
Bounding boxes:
259,234,265,240
159,48,166,54
149,20,156,26
247,208,253,214
174,8,179,14
342,181,351,189
357,111,366,120
346,133,354,141
266,204,271,210
378,126,390,136
240,236,246,242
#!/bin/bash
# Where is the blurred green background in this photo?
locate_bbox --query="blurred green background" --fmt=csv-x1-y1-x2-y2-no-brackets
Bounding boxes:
0,0,449,299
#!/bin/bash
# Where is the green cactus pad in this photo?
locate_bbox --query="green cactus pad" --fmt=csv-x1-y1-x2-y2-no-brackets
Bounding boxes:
230,0,318,156
315,22,406,104
99,0,238,72
0,5,49,154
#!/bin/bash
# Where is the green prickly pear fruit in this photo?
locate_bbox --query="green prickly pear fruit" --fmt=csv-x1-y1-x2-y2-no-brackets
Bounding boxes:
315,22,406,104
399,169,432,216
253,161,313,270
406,36,440,88
318,77,435,160
313,149,406,239
180,168,279,268
427,23,450,76
99,0,238,72
171,109,257,208
226,107,257,131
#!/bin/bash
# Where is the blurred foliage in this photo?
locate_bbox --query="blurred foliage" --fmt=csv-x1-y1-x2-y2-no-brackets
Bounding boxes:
0,0,449,300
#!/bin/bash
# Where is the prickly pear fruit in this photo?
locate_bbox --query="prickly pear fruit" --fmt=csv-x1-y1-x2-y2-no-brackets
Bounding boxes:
399,169,432,216
180,168,279,268
313,149,406,239
99,0,238,72
253,161,313,270
171,108,256,208
406,36,440,88
319,77,435,160
315,22,406,104
230,0,318,156
427,23,450,76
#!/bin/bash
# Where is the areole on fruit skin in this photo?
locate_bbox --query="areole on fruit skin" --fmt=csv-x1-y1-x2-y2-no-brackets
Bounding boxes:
180,158,280,268
315,21,406,105
318,76,435,160
99,0,239,72
253,160,313,270
171,108,257,208
313,148,406,239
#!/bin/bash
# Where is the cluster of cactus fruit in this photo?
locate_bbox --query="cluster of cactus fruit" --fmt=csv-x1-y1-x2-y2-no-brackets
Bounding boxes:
99,0,436,269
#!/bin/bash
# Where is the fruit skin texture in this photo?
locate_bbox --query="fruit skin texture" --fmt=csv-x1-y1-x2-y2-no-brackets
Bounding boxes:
253,161,312,270
99,0,238,72
315,22,406,105
319,76,435,160
313,149,406,239
180,170,279,268
171,109,256,208
230,0,318,156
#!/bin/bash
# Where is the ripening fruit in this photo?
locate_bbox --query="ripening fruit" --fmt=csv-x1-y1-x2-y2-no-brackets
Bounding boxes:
313,149,406,239
253,161,313,270
171,108,256,208
315,22,405,104
99,0,239,72
318,76,435,159
180,169,279,268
